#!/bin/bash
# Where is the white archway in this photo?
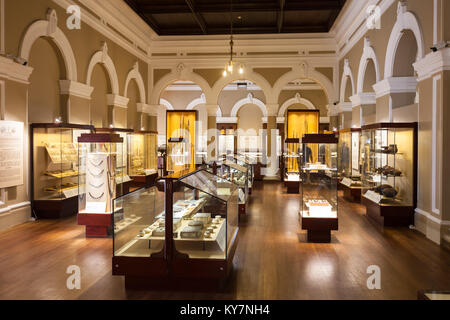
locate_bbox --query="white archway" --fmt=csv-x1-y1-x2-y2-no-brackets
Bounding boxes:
340,59,355,102
124,62,146,103
186,93,222,116
159,98,174,110
86,42,120,95
384,1,425,78
272,62,337,105
230,93,268,117
357,37,380,93
278,93,316,116
19,9,77,81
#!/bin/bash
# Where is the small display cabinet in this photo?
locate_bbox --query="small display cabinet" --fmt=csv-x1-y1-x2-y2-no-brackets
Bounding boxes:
338,128,362,202
220,160,249,216
284,138,301,194
30,123,94,219
128,131,158,188
360,123,417,227
77,133,125,237
228,154,254,194
166,111,196,173
299,134,339,243
112,169,239,289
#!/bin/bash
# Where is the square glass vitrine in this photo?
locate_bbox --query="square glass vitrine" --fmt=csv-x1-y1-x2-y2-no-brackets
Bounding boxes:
338,128,362,201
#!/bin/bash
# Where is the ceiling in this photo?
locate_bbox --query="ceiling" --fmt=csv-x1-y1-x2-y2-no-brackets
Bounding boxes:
125,0,347,36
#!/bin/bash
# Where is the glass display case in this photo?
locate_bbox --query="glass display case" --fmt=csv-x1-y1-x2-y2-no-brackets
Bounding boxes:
360,123,417,227
284,138,301,193
219,160,249,216
166,111,196,173
112,169,239,289
299,134,339,243
77,133,125,237
30,123,94,219
338,128,362,202
227,154,254,194
128,131,158,188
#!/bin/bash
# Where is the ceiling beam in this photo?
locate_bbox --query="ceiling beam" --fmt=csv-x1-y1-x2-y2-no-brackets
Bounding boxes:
185,0,207,35
277,0,285,33
124,0,161,34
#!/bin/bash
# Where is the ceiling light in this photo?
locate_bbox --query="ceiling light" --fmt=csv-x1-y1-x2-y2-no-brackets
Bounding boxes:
239,65,244,74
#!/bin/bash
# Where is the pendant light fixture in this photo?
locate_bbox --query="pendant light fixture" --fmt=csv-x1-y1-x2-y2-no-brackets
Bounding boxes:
223,0,243,77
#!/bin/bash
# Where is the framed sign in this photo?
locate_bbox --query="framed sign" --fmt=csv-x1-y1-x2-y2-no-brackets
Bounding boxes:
0,121,24,188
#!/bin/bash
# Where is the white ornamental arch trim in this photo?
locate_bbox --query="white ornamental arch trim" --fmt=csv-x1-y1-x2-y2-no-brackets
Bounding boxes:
340,59,356,102
230,93,268,118
384,1,425,78
272,62,337,105
278,93,316,117
86,42,120,95
159,98,174,110
124,62,146,103
211,69,273,105
357,37,381,93
19,9,78,81
150,64,213,105
185,93,222,116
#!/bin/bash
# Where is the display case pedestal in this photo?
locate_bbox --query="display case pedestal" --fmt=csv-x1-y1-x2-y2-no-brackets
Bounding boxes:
286,180,299,194
33,197,78,219
130,173,158,188
362,197,414,227
239,203,246,215
78,212,112,237
301,214,338,243
341,183,361,202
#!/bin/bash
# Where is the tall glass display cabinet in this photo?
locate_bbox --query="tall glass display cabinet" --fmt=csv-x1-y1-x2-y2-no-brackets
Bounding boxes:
360,123,417,226
112,168,239,289
77,133,125,237
220,160,249,216
30,123,94,219
284,138,301,193
338,128,362,202
299,134,339,243
229,154,254,194
95,128,133,194
128,131,158,188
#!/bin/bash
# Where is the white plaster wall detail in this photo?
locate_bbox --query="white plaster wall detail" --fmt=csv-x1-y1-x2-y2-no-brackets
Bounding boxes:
19,8,77,81
159,98,174,110
185,93,222,117
357,37,381,93
340,58,355,102
230,95,268,118
384,1,425,78
124,61,146,103
86,42,120,95
59,80,94,100
278,93,316,117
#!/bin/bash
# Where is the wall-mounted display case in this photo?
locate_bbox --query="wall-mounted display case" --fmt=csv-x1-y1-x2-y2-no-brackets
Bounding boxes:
338,128,362,202
77,133,124,237
360,123,417,227
284,138,301,193
112,169,239,289
30,123,94,219
166,111,196,173
128,131,158,188
220,160,249,216
299,134,339,243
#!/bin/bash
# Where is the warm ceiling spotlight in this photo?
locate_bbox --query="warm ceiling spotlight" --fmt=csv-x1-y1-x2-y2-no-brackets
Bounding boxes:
239,65,244,74
223,70,228,77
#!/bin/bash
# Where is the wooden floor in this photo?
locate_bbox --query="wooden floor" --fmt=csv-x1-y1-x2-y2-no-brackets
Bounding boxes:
0,181,449,300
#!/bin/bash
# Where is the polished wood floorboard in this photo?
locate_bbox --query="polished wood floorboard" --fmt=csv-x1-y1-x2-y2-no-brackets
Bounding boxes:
0,181,449,300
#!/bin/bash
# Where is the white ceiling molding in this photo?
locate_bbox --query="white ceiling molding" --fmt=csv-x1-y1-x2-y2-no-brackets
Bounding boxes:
159,98,174,110
372,77,418,98
349,92,376,107
0,56,33,84
230,93,268,118
59,80,94,100
384,1,425,78
86,42,120,95
107,94,129,108
357,37,381,94
278,93,316,117
19,8,77,81
217,117,238,124
340,59,355,102
164,82,322,92
414,47,450,81
124,62,146,103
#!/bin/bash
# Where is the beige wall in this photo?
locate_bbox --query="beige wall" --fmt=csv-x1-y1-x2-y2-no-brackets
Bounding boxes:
279,90,328,116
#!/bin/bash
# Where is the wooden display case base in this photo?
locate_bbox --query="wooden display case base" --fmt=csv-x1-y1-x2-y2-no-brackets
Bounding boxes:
301,215,338,243
341,183,362,202
78,212,112,238
130,173,158,188
286,180,299,194
239,203,246,215
32,197,78,219
362,197,414,227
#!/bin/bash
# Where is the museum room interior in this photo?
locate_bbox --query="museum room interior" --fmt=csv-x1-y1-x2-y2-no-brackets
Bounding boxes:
0,0,449,301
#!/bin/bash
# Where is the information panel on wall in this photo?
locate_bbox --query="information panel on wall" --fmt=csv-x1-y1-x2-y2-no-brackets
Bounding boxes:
0,121,24,188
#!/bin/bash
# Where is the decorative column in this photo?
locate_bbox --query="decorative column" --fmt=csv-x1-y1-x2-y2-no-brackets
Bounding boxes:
349,93,376,127
107,94,129,128
205,104,219,162
59,80,93,124
146,104,159,132
264,104,279,179
336,102,352,129
327,104,339,131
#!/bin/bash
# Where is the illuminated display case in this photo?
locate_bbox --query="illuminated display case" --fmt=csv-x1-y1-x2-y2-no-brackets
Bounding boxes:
112,169,239,289
77,133,125,237
299,134,339,243
220,160,249,216
284,138,301,193
128,131,158,188
166,111,196,173
217,123,236,158
338,128,362,202
360,123,417,227
227,154,254,194
30,123,94,219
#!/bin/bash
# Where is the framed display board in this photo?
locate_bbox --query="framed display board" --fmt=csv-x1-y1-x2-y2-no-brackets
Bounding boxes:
0,121,23,188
